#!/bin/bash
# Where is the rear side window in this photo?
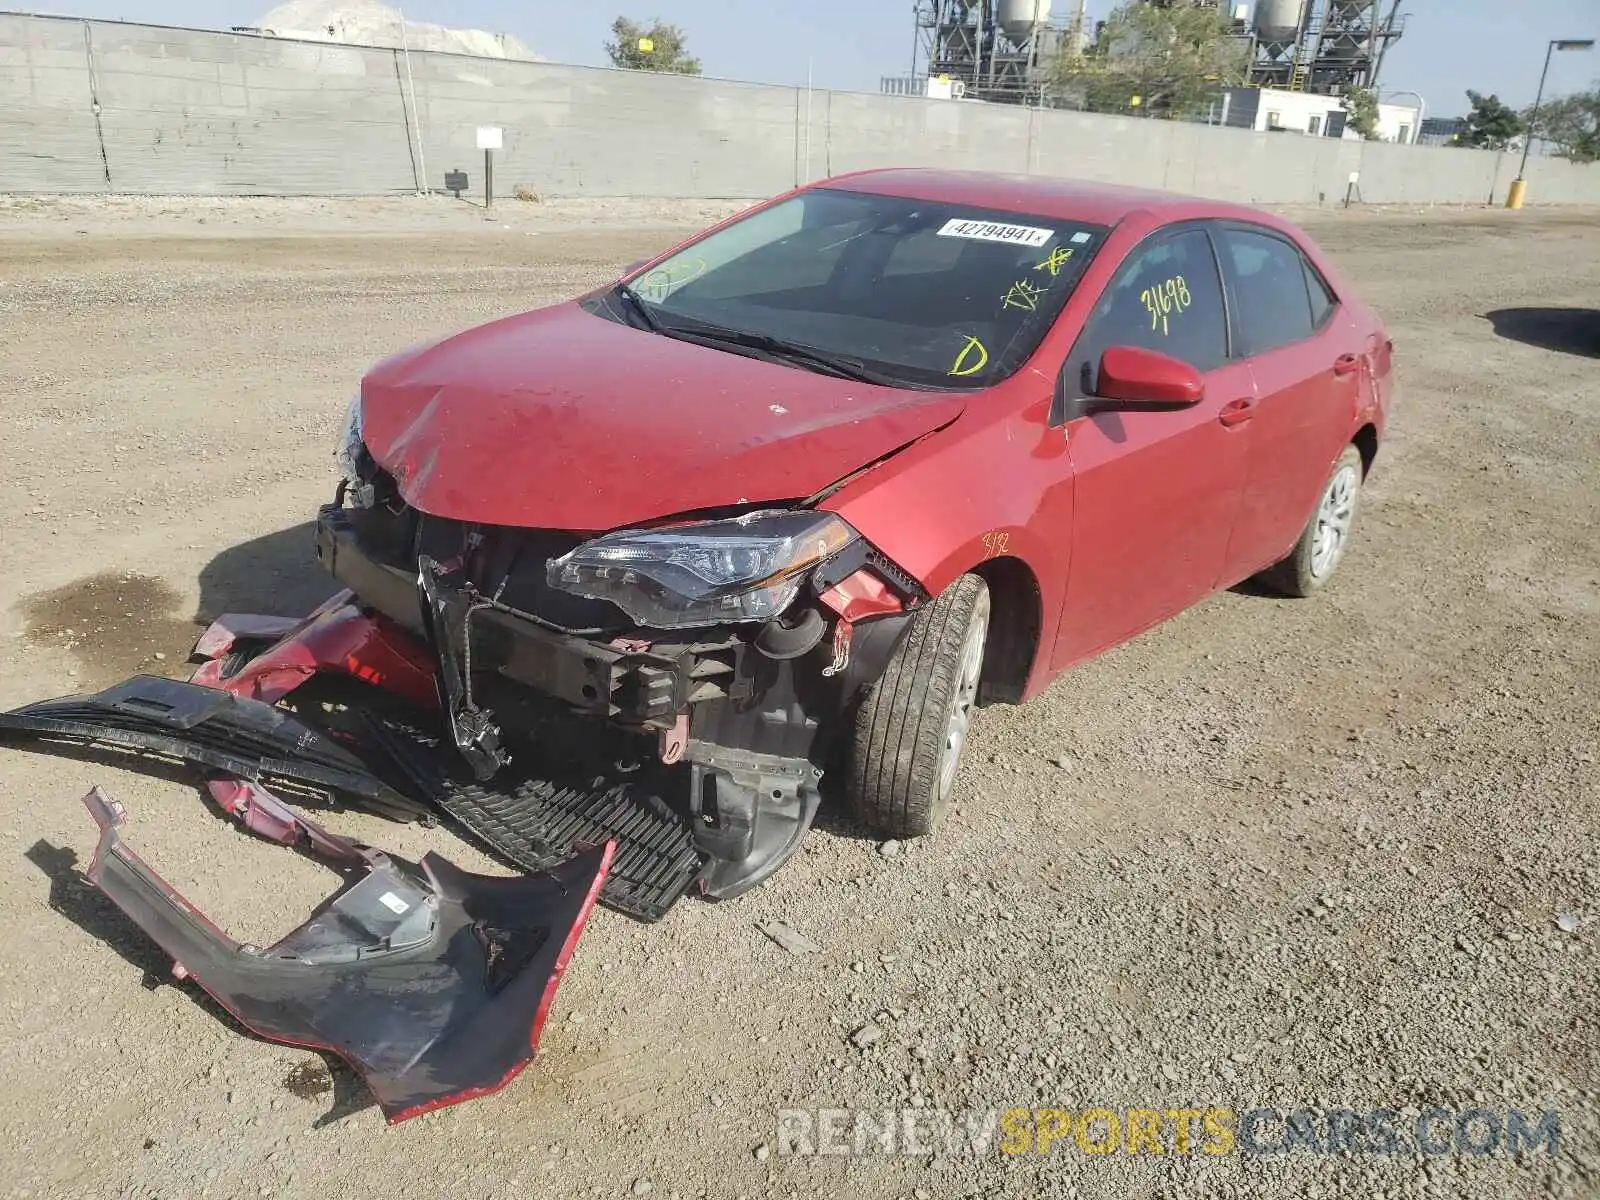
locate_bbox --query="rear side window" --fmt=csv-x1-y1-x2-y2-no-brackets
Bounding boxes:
1305,258,1337,329
1217,226,1321,356
1071,227,1229,378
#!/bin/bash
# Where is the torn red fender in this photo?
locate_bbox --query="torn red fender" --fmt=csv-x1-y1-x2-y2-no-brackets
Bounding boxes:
191,613,305,664
191,595,438,711
80,786,614,1124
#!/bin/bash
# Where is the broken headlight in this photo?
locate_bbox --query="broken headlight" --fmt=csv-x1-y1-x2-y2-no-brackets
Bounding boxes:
546,510,858,630
334,396,376,508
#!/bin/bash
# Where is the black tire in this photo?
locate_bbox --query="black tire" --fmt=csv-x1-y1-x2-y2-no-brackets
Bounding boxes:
1258,444,1366,598
846,573,991,839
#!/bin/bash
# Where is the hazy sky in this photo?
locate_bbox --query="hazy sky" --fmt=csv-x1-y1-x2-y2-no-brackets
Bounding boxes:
30,1,1600,116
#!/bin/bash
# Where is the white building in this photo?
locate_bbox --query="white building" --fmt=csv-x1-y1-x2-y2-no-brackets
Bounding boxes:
1220,87,1423,144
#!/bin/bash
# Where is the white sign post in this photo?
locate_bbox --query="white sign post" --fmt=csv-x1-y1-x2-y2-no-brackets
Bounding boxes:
477,126,504,208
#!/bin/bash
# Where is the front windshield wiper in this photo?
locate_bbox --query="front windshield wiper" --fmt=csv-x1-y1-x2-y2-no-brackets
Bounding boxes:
613,281,662,333
662,322,903,386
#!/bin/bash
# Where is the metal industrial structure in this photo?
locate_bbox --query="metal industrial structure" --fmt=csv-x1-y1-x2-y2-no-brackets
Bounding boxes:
1245,0,1406,95
899,0,1085,105
887,0,1406,109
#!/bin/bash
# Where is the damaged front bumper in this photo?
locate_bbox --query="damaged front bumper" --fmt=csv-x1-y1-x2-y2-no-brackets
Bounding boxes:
79,786,611,1125
314,499,922,900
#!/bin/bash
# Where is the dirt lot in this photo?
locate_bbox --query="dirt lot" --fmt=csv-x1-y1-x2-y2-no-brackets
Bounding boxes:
0,195,1596,1200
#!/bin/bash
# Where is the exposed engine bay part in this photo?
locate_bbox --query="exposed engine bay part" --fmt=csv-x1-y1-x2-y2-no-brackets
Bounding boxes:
0,674,429,825
79,786,612,1125
417,553,511,781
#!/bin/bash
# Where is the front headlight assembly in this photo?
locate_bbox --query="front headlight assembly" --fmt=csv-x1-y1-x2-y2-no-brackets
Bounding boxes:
334,396,377,508
546,510,859,630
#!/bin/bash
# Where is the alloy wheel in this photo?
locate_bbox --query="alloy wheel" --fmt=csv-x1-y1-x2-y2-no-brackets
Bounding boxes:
1310,463,1361,580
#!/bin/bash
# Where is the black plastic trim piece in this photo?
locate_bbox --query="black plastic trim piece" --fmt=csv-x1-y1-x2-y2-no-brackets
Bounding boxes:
0,675,428,824
352,706,706,923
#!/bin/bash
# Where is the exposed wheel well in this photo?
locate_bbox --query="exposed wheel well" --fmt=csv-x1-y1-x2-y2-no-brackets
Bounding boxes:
971,556,1042,705
1353,423,1379,477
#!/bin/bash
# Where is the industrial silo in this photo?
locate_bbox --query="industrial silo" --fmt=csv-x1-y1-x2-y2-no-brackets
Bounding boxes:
997,0,1052,45
1252,0,1306,43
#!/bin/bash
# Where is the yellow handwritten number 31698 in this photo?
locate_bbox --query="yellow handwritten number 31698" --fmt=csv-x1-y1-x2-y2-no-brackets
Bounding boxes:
1141,275,1192,337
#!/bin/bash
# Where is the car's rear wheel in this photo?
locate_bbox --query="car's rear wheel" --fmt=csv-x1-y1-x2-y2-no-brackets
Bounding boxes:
1259,444,1365,598
845,573,990,839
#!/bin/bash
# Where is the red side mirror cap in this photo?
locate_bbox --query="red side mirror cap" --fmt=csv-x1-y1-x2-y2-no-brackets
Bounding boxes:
1095,345,1204,408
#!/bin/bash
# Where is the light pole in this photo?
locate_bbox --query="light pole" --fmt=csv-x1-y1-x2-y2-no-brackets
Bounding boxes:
1382,89,1425,143
1508,37,1595,208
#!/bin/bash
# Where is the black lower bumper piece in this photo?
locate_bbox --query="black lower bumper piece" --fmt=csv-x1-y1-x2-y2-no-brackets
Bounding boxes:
354,707,706,923
0,675,428,824
80,786,612,1125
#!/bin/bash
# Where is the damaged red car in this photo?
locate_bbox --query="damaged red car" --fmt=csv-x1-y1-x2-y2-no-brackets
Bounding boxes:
2,169,1395,1123
320,168,1394,878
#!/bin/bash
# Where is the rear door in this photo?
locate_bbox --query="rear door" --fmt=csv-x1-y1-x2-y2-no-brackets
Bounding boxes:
1211,222,1365,583
1050,222,1257,669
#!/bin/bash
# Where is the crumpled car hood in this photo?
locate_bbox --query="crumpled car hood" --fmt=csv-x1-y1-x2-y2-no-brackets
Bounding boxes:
358,303,965,530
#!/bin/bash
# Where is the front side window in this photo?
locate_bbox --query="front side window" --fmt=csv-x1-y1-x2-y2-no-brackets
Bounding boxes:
594,187,1112,390
1067,226,1230,388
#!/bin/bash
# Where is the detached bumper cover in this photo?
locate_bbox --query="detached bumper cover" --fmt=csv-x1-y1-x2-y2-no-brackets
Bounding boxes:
0,674,428,824
80,786,612,1124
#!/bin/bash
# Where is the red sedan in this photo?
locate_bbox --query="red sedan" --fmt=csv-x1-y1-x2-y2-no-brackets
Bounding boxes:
321,168,1395,893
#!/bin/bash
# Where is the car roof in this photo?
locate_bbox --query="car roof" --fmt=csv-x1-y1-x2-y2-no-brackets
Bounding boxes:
817,167,1278,231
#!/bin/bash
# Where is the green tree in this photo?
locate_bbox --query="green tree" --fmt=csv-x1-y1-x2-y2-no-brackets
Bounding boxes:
1458,89,1525,150
604,17,702,75
1048,0,1249,117
1342,86,1381,139
1525,84,1600,163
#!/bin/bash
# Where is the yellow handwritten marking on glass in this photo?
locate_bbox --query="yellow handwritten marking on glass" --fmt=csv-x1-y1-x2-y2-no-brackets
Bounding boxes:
638,259,706,300
950,335,989,377
1002,278,1044,312
1140,274,1192,336
1036,246,1075,276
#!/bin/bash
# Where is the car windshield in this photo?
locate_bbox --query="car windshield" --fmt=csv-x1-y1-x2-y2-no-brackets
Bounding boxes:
602,187,1111,391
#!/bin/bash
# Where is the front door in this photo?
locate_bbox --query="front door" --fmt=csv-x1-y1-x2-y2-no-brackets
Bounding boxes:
1051,223,1255,670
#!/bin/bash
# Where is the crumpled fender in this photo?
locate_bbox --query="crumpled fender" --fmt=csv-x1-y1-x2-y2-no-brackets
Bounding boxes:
79,786,613,1124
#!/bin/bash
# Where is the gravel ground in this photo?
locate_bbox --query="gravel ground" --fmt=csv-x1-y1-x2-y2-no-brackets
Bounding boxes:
0,196,1596,1200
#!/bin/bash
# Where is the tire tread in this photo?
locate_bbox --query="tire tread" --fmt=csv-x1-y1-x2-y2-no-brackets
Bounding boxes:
849,574,988,837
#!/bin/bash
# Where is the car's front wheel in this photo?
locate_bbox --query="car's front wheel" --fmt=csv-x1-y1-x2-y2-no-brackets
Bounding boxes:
845,573,990,839
1259,443,1366,598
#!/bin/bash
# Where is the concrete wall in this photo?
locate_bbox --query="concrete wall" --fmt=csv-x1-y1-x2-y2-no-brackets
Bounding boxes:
3,12,1597,207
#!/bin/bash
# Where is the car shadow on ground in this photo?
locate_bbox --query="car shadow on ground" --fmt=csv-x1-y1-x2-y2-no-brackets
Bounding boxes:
196,521,339,624
1482,307,1600,359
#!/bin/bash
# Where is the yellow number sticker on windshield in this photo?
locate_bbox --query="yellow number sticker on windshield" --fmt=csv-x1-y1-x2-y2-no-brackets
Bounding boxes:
950,335,989,377
1140,275,1193,336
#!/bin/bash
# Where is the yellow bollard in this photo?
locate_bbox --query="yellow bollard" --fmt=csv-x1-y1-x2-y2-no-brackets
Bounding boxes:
1506,178,1528,209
